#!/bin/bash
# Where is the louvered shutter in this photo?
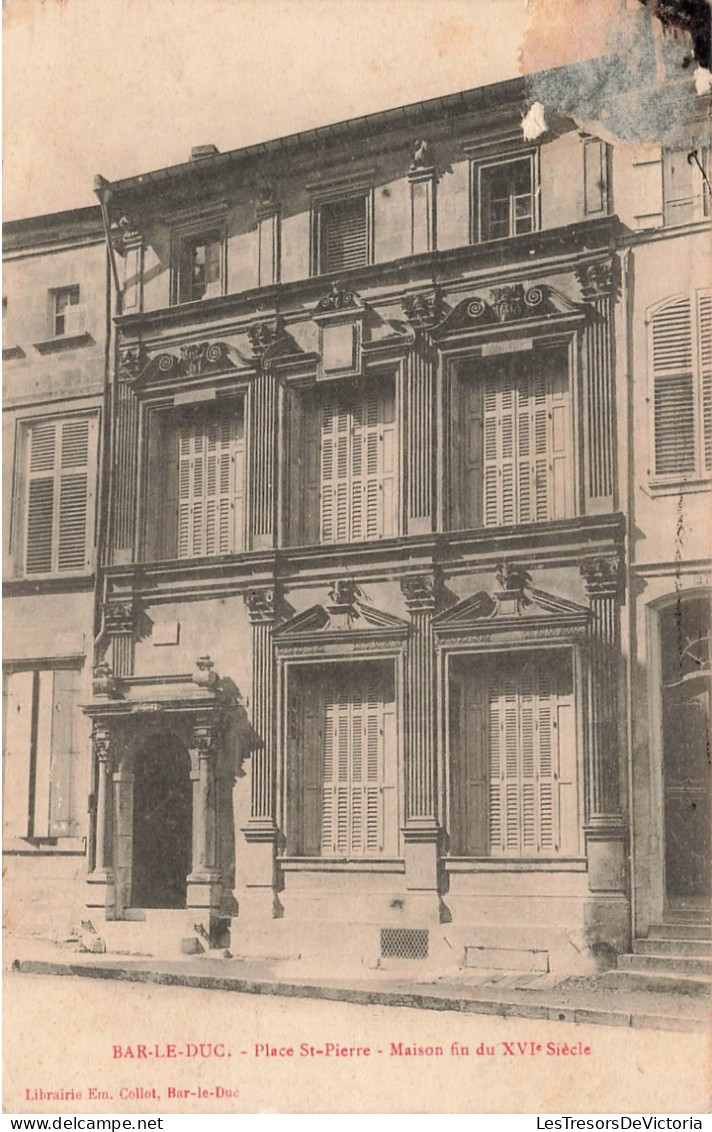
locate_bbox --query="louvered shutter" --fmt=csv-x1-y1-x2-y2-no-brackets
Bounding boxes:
145,411,178,560
47,668,80,837
450,668,488,855
3,671,34,838
320,397,350,543
486,655,575,857
698,291,712,472
482,357,571,528
318,666,396,858
25,417,94,575
651,296,695,476
462,379,483,528
320,196,369,274
177,409,244,559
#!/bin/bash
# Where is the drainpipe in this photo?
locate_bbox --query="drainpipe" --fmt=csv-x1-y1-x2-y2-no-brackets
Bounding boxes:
621,243,637,940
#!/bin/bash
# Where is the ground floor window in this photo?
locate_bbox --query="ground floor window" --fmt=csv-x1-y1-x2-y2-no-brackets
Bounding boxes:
287,662,398,857
449,650,578,857
2,666,82,839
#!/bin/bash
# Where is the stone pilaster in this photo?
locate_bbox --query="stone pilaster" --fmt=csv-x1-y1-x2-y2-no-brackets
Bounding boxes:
580,553,629,957
86,724,116,917
407,146,436,255
576,258,617,515
186,716,223,918
400,574,441,922
401,291,443,537
246,326,279,550
241,587,279,918
104,602,137,679
256,203,280,287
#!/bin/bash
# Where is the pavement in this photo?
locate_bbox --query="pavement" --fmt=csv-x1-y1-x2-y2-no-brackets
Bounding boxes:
4,932,710,1034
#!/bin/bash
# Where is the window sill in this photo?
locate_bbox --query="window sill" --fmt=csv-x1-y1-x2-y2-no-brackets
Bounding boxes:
445,857,587,872
3,836,85,855
280,857,405,873
2,345,25,361
4,572,95,596
645,476,711,497
33,332,93,354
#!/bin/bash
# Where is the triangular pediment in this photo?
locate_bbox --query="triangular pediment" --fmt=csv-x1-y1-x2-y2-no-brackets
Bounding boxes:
274,601,409,640
433,587,590,631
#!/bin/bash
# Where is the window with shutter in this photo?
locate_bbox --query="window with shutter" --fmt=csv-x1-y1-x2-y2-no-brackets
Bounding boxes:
18,415,98,577
663,148,710,226
458,349,572,530
650,290,712,482
318,195,370,274
290,663,398,858
2,667,82,840
477,155,538,243
317,381,396,545
450,652,578,858
176,408,245,559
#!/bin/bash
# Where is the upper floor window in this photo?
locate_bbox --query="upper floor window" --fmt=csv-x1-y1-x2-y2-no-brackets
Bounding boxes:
476,154,538,243
52,286,81,336
3,666,83,840
173,228,225,304
453,346,573,530
650,290,711,482
663,148,710,226
288,378,396,547
14,414,98,577
317,194,371,274
144,401,245,561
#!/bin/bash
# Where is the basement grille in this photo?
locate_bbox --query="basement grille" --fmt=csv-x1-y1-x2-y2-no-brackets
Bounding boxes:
380,928,429,960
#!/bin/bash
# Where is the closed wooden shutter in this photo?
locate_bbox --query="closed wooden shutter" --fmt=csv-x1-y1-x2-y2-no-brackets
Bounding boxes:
3,671,34,838
25,416,95,575
487,654,576,857
320,196,369,274
145,410,178,561
177,408,244,558
652,296,695,476
449,667,488,855
461,378,483,528
481,354,571,527
319,382,396,544
698,291,712,472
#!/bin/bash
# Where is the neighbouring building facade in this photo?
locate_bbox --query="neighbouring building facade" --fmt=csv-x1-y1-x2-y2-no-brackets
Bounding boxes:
3,63,710,976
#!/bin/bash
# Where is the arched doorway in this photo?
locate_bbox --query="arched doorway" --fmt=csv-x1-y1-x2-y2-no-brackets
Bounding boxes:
131,731,192,908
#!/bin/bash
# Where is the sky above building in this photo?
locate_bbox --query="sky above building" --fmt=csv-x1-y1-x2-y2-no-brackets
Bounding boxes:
3,0,532,221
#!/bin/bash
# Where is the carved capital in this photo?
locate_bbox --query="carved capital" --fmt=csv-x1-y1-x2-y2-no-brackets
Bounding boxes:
575,259,615,301
408,139,434,173
92,662,120,699
245,587,278,624
400,574,439,612
92,723,113,765
104,602,137,635
401,289,444,330
580,555,622,597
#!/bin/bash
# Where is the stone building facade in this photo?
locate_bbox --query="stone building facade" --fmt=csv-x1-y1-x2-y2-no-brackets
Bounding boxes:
4,67,710,975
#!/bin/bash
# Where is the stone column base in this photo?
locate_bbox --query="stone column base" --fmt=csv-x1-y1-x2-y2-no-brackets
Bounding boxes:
186,872,223,914
85,870,116,919
402,822,442,923
584,823,631,962
239,822,278,919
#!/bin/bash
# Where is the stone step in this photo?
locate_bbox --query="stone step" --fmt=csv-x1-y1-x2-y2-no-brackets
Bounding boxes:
600,968,712,998
646,922,711,941
618,953,712,976
634,937,712,957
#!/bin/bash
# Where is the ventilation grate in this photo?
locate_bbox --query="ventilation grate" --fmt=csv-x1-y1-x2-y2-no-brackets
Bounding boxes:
380,928,428,960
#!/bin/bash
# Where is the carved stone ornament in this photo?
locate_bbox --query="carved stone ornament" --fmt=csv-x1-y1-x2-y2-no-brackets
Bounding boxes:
401,290,444,330
193,654,218,689
92,662,120,699
400,574,439,611
327,579,363,611
409,139,433,171
580,555,622,597
110,215,141,254
245,588,277,623
104,602,136,635
490,284,526,323
246,319,282,358
134,341,234,384
575,260,614,301
118,345,149,382
315,280,359,314
189,721,215,758
495,562,532,594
